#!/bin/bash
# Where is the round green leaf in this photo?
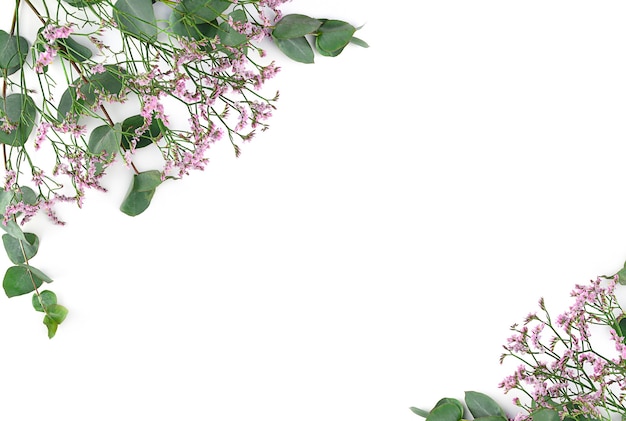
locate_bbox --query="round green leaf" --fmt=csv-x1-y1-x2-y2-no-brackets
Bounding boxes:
0,30,29,71
58,66,126,122
47,304,68,324
89,124,122,156
0,93,37,146
2,233,39,264
425,403,463,421
435,398,464,416
32,290,57,312
315,36,345,57
217,10,248,47
273,36,314,64
121,115,160,149
3,265,44,297
113,0,158,41
316,20,356,54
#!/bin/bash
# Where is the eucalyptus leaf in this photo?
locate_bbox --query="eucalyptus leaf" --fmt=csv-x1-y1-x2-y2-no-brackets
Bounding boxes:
410,407,431,418
315,36,344,57
272,36,314,64
3,265,45,297
316,20,356,53
57,36,93,62
58,66,126,121
272,14,322,39
425,403,463,421
217,10,248,47
47,304,68,324
0,30,29,71
350,36,369,48
2,233,39,264
18,264,53,284
88,124,122,157
174,0,231,24
120,170,163,216
113,0,158,41
532,409,560,421
0,190,13,214
0,93,37,146
465,391,507,418
32,290,57,312
18,186,37,206
168,10,218,40
435,398,464,417
1,219,26,241
121,115,160,149
61,0,105,6
43,315,58,338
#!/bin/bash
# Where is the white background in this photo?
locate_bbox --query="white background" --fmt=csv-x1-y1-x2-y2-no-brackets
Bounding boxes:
2,1,626,420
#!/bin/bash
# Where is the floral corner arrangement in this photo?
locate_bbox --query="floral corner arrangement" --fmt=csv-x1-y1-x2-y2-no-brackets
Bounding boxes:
0,0,367,338
410,263,626,421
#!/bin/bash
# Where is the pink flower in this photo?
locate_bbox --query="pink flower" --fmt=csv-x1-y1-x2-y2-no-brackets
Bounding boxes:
35,45,57,73
42,24,74,43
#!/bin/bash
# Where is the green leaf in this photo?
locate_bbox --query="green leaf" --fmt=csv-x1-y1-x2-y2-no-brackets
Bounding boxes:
1,219,26,241
88,124,122,156
0,93,37,146
113,0,158,41
316,20,356,54
315,36,345,57
410,407,431,418
18,264,53,284
3,265,45,297
120,170,163,216
350,36,369,48
132,170,163,192
57,36,92,62
47,304,68,324
0,190,13,217
532,409,560,421
61,0,105,6
168,10,218,40
121,115,160,149
58,65,126,121
613,261,626,285
2,232,39,264
18,186,37,206
465,391,507,419
425,403,463,421
272,36,314,64
32,290,57,312
43,315,58,338
474,416,508,421
272,14,322,39
0,30,29,72
217,10,248,47
174,0,231,24
435,398,464,416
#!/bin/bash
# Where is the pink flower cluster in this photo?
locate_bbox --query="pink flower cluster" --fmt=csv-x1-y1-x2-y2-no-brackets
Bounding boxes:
499,277,626,420
34,25,74,73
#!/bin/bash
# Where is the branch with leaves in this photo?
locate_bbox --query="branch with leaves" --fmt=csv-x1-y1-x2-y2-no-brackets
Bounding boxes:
0,0,366,337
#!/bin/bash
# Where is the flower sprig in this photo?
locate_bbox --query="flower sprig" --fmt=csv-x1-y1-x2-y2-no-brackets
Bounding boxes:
0,0,366,337
499,276,626,421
